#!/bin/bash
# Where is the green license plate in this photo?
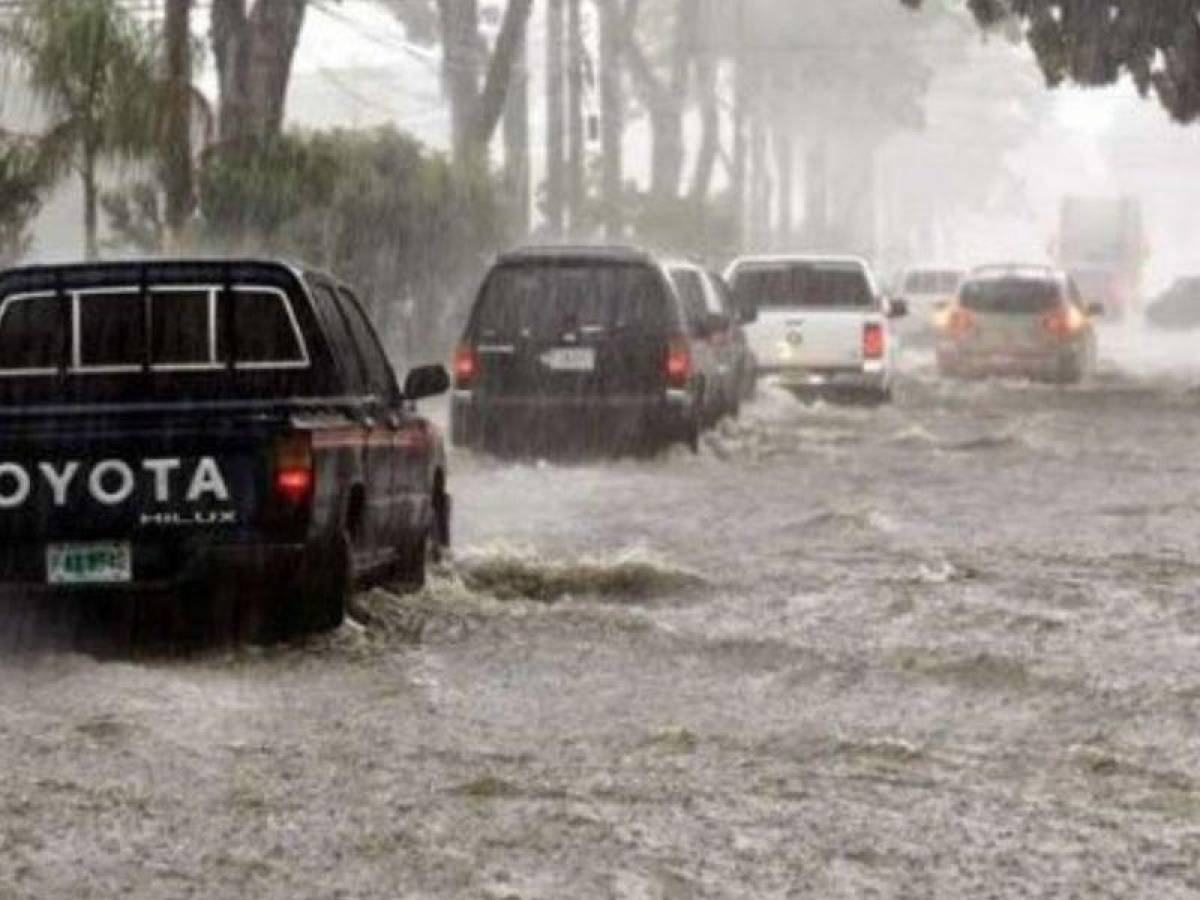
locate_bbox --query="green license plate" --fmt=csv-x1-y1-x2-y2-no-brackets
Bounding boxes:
46,542,133,585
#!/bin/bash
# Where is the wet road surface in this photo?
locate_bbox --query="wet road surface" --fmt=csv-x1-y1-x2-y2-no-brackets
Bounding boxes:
3,333,1200,898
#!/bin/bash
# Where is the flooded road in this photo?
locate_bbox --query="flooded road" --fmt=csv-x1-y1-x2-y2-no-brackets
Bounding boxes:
4,336,1200,898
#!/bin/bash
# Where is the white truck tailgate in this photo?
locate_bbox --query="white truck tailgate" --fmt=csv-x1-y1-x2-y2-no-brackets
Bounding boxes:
747,309,871,369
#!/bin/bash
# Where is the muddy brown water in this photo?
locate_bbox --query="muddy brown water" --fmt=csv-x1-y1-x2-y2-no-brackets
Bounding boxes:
2,349,1200,898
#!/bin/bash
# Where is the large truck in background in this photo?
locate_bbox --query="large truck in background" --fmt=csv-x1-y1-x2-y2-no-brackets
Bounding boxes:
1054,195,1147,321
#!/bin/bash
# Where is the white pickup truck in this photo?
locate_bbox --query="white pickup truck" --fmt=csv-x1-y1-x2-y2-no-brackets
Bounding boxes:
724,254,905,403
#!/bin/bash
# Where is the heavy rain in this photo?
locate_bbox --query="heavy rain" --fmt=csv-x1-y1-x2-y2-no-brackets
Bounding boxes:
2,1,1200,897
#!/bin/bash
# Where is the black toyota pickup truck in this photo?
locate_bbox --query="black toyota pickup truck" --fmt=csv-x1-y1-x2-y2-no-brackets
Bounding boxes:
0,259,450,639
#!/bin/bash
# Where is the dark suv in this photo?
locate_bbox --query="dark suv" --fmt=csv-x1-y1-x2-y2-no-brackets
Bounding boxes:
451,246,741,455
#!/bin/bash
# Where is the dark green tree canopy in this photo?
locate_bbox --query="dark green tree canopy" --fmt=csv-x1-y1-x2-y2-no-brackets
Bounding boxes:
902,0,1200,122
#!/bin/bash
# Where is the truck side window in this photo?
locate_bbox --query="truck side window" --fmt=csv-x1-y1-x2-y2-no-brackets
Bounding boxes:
231,289,306,366
308,279,367,394
336,288,400,404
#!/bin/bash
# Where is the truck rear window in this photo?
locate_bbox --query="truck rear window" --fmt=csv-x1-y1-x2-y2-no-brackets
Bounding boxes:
0,285,307,375
475,264,666,340
731,263,873,310
960,279,1061,315
0,295,64,374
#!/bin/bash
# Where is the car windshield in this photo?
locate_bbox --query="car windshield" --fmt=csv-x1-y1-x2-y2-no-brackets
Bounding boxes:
960,278,1061,314
731,263,873,310
475,263,666,339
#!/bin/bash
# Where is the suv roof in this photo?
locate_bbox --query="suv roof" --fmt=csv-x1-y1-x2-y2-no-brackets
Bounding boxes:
729,253,871,268
496,245,655,266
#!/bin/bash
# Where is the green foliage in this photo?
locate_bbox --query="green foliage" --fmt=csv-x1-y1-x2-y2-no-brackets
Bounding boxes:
2,0,161,258
0,137,47,264
187,126,508,349
4,0,159,168
902,0,1200,123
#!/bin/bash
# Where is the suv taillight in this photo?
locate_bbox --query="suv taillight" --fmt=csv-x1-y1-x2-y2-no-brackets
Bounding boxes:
863,323,885,360
938,306,975,340
274,433,313,505
453,345,479,389
1042,304,1085,341
665,337,692,388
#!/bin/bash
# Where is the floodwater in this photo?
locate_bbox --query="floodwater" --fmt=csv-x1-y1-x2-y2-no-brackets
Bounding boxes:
3,327,1200,898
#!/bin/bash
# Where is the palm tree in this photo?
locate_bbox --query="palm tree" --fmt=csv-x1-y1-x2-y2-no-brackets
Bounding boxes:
3,0,160,260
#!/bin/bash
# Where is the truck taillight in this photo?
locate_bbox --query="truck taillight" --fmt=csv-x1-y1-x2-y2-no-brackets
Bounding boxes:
664,337,692,388
863,322,885,360
274,434,313,504
453,345,479,388
397,421,431,454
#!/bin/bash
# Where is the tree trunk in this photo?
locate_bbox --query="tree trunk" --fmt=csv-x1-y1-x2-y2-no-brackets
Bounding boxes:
774,126,793,248
804,139,828,246
620,0,693,202
566,0,586,234
748,109,769,250
545,0,566,235
688,28,719,206
503,38,531,234
211,0,307,144
731,0,747,250
164,0,194,248
437,0,484,172
82,145,99,262
435,0,533,175
597,0,623,240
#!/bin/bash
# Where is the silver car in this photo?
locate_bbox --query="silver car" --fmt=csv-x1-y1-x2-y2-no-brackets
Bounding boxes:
936,265,1102,384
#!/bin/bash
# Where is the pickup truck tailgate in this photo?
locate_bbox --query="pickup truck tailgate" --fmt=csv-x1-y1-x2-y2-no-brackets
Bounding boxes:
0,411,279,545
748,310,872,369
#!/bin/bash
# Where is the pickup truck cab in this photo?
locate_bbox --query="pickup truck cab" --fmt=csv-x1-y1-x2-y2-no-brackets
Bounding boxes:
725,254,905,403
0,259,450,639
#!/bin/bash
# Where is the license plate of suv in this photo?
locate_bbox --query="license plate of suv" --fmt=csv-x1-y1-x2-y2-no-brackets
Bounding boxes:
46,541,133,585
541,347,596,371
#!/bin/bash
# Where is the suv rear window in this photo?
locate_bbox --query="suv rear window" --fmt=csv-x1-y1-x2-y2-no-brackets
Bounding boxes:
903,270,961,294
960,279,1061,314
475,264,667,339
731,262,873,310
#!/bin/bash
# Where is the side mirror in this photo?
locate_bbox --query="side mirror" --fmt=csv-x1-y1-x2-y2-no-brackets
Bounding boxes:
888,298,909,319
403,364,450,400
737,295,758,325
1086,302,1105,318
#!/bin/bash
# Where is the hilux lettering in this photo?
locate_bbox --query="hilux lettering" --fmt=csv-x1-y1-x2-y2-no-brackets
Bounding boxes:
0,457,231,509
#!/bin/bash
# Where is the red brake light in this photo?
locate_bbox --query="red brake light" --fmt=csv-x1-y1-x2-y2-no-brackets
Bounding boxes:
453,345,479,388
863,322,885,360
1042,304,1085,340
939,306,975,340
665,337,692,388
274,434,313,504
